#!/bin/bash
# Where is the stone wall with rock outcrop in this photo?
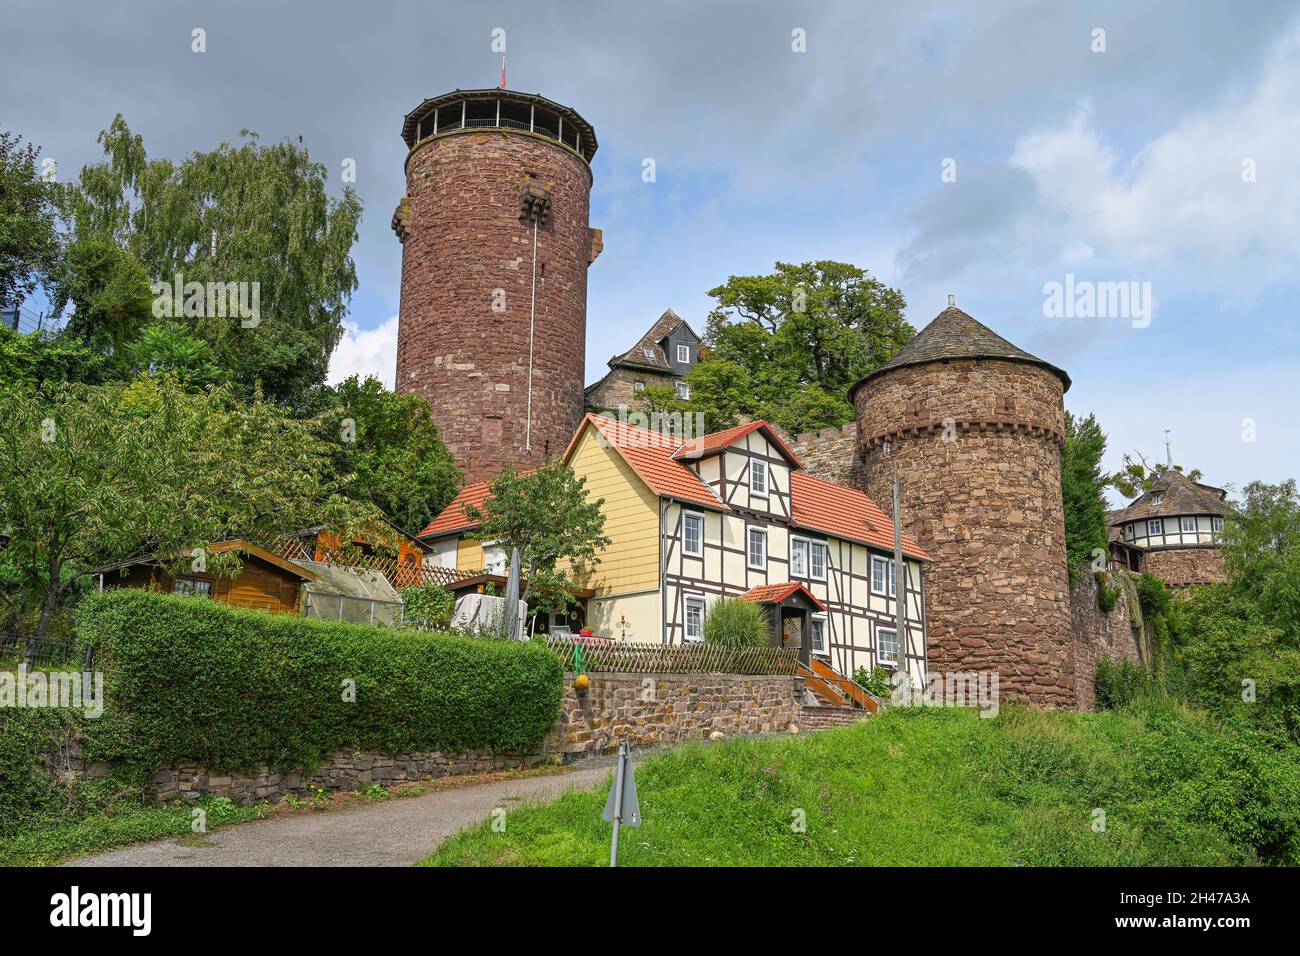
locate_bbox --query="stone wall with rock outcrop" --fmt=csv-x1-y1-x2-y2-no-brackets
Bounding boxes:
395,129,595,482
781,422,863,486
854,358,1074,708
1067,568,1144,711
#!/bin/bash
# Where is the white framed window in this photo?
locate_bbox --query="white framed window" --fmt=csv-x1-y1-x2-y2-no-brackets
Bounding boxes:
1212,516,1224,533
682,511,704,557
810,541,827,580
675,380,691,400
676,344,690,363
684,595,706,643
810,615,827,656
750,459,768,497
1147,519,1163,537
871,555,897,597
642,347,657,361
633,380,646,393
1151,493,1164,505
877,627,899,665
747,527,767,570
791,538,807,577
482,541,507,575
175,577,212,599
1180,516,1196,534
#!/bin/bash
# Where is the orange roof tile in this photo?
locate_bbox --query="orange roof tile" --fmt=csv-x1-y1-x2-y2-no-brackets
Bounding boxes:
741,582,827,611
420,414,929,562
673,419,802,467
417,480,492,538
791,471,929,561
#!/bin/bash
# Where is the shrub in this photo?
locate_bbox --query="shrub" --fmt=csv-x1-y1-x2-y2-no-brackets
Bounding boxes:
1094,572,1120,613
702,597,769,648
0,707,83,838
76,589,564,780
853,665,892,699
399,583,455,631
1095,658,1160,711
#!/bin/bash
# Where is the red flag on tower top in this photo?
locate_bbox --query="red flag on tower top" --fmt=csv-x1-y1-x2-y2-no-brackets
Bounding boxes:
500,55,506,89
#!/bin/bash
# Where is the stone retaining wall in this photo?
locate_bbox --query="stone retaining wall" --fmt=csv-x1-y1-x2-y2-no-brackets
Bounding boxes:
1068,568,1143,711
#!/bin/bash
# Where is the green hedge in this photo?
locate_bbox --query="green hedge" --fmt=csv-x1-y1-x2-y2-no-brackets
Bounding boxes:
77,590,564,779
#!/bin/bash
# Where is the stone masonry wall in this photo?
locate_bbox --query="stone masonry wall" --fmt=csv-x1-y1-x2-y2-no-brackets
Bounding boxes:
854,359,1075,707
781,422,863,486
63,672,811,805
395,130,594,482
585,366,675,413
1143,547,1226,588
1068,569,1142,711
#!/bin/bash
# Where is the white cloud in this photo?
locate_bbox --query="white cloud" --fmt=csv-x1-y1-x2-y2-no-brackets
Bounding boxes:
328,315,398,389
1008,28,1300,298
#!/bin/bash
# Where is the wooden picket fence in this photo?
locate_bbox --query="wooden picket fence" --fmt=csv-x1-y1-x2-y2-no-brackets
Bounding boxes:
546,636,799,676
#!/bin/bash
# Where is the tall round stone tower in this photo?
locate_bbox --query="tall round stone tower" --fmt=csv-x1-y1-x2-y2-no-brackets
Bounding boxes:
849,304,1074,707
393,89,601,483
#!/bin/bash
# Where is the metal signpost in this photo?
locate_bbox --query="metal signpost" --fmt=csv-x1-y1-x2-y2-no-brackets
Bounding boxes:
602,741,641,866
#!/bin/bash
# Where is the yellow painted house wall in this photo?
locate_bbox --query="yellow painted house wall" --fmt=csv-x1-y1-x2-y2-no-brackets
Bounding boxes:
561,424,660,595
448,423,661,597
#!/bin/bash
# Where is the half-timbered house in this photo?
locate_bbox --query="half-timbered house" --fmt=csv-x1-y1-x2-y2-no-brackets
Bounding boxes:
419,413,930,685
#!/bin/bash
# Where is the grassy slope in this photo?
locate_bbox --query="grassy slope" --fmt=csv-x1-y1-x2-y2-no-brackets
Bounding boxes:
423,705,1293,867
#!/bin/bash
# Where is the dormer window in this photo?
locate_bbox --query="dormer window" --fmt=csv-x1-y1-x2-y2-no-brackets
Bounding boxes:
676,344,690,363
750,459,768,497
1151,493,1164,505
642,347,657,361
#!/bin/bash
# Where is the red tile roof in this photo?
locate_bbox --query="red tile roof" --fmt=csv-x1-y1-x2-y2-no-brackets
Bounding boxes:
740,582,827,611
417,479,492,538
673,419,802,467
419,413,929,562
791,471,929,560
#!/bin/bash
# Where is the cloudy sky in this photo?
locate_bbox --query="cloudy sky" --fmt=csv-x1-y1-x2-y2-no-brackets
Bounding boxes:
7,0,1299,503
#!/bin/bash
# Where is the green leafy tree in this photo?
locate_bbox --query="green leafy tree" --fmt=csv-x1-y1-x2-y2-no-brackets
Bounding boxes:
0,130,61,311
0,326,112,387
0,375,379,654
1061,411,1110,584
463,461,610,619
1110,451,1205,500
318,375,460,535
50,237,153,353
1220,479,1300,635
59,115,362,402
691,260,913,433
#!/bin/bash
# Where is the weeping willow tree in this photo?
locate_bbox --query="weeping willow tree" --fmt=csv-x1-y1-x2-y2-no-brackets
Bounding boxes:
56,115,362,403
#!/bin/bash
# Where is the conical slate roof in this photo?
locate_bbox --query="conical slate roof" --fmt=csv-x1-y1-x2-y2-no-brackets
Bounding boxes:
849,306,1071,398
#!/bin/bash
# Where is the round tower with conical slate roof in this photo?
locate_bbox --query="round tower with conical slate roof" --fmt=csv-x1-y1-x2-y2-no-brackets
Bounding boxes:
849,305,1074,707
393,89,601,483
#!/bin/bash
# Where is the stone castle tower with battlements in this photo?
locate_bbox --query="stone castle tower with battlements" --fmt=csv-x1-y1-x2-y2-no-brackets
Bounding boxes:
847,305,1076,706
393,88,603,483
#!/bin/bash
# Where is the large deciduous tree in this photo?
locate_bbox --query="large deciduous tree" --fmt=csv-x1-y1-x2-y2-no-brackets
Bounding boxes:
1061,411,1111,584
690,260,914,434
58,115,362,402
0,130,61,312
318,375,461,536
0,376,380,653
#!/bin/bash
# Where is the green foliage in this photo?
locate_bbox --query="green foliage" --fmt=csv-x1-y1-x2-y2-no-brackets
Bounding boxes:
51,237,153,352
1061,411,1110,585
0,130,62,309
1094,572,1120,613
0,375,379,645
400,584,456,631
1095,658,1161,711
688,260,914,434
1109,452,1204,500
425,705,1300,866
0,326,112,387
852,665,892,699
0,707,82,839
319,375,460,534
1220,479,1300,638
76,590,565,779
701,597,769,648
463,460,610,614
59,115,362,403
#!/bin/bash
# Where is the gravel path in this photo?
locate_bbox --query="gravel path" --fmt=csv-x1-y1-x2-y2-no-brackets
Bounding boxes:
64,765,612,867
